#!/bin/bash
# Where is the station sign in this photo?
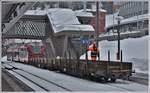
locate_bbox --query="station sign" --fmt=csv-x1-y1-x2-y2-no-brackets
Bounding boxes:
81,38,90,45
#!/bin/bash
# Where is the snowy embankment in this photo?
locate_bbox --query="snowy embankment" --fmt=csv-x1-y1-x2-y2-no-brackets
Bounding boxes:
80,36,148,74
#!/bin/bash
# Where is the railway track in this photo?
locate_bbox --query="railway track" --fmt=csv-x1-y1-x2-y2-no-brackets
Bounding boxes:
1,62,147,91
2,69,34,91
2,63,72,91
106,82,134,91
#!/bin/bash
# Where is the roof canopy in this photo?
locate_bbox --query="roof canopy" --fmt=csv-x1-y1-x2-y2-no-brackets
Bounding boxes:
25,8,95,33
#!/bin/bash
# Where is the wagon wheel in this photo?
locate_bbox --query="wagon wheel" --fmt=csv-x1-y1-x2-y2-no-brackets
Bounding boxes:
100,77,109,83
110,78,116,82
104,77,109,82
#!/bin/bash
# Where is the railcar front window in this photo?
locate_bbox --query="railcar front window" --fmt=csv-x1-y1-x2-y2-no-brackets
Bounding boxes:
19,48,28,58
32,46,40,54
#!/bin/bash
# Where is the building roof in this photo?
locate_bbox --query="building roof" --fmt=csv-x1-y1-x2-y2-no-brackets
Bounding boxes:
106,12,148,28
85,8,107,13
75,10,94,17
25,8,95,33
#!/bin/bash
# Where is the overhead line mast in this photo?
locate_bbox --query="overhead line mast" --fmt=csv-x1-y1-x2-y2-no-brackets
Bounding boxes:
96,1,100,47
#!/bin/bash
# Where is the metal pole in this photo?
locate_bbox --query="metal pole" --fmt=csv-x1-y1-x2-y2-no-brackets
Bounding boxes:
68,51,71,71
108,50,110,62
137,13,138,31
96,1,100,61
85,44,88,62
142,2,144,29
112,4,115,33
137,2,139,31
96,1,99,47
121,50,123,62
85,43,88,75
117,20,120,60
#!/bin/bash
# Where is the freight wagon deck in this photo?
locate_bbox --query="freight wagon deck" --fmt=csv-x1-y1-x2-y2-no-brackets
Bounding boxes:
53,59,133,82
8,57,133,82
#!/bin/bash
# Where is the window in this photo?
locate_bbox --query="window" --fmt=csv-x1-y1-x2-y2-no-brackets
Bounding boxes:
138,11,142,15
19,48,27,58
143,10,148,14
32,46,40,54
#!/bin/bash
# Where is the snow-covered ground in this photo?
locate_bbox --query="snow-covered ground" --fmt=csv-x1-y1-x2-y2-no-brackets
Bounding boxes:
80,36,148,74
1,61,148,91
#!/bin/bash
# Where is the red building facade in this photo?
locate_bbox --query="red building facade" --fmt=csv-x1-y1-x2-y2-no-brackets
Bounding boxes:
90,10,106,35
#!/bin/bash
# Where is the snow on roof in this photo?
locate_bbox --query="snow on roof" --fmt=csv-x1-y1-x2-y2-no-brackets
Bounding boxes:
106,12,148,28
58,25,94,32
121,14,148,23
14,39,41,43
85,8,107,12
25,8,94,33
100,9,107,12
48,8,79,25
75,10,94,17
24,9,47,15
46,8,94,33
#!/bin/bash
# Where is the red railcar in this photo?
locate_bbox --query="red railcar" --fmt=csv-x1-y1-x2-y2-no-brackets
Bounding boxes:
7,43,46,63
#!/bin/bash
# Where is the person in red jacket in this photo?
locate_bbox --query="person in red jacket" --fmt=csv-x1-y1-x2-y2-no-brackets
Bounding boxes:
87,42,99,62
